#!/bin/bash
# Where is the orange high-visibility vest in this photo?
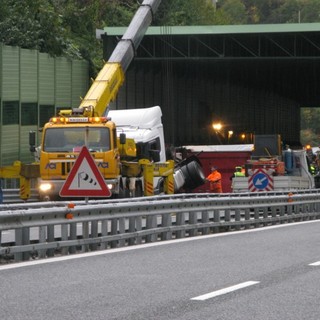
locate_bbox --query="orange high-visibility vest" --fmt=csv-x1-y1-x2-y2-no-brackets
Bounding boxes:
207,170,222,193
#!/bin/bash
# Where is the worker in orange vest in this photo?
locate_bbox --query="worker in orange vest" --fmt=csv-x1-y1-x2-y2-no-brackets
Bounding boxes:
206,166,222,193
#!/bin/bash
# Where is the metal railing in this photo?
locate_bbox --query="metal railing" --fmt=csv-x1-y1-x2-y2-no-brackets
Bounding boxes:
1,189,39,204
1,191,320,263
1,186,320,204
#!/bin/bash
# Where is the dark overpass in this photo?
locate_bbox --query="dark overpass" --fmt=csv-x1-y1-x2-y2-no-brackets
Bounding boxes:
102,23,320,147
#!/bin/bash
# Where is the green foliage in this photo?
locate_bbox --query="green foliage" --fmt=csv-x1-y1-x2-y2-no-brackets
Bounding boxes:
250,0,286,23
301,108,320,146
268,0,301,23
155,0,216,25
266,0,320,23
0,0,139,76
0,0,66,55
299,0,320,22
301,128,319,146
1,0,320,77
219,0,248,24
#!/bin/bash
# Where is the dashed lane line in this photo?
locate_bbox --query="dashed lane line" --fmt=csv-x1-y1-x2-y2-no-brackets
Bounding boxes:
191,281,260,301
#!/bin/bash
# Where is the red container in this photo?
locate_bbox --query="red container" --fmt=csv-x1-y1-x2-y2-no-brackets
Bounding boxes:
184,145,253,193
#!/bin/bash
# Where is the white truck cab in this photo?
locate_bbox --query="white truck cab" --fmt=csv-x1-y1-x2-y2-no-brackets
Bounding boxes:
108,106,166,162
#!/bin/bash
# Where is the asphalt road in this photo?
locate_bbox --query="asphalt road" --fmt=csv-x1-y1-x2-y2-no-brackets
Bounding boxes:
1,220,320,320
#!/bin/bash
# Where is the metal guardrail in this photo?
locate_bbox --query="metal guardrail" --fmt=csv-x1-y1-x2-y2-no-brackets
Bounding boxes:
1,191,320,263
1,189,39,204
2,187,320,204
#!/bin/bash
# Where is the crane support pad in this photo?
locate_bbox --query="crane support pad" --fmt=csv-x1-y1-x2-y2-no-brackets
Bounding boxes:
20,164,40,179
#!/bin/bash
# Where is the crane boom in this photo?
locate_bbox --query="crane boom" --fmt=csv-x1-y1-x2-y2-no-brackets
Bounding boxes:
78,0,162,117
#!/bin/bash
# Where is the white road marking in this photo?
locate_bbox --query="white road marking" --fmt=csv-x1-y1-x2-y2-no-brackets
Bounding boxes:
191,281,260,301
309,261,320,266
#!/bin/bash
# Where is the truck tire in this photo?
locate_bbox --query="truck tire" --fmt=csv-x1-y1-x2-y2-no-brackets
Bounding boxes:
174,169,186,191
188,161,206,185
181,161,205,190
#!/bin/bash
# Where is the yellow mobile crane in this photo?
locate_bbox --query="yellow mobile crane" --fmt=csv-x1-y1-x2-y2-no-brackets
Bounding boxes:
27,0,173,201
2,0,205,201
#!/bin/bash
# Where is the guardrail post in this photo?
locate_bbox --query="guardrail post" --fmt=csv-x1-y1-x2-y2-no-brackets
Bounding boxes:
310,203,316,220
161,213,172,240
224,209,231,231
47,225,55,257
146,215,157,242
82,221,89,252
14,229,23,262
119,218,125,247
316,203,320,219
244,208,250,229
129,217,136,245
294,204,301,221
287,203,293,222
15,227,30,261
279,205,285,223
290,203,296,220
100,220,108,249
0,183,3,204
235,208,241,231
213,209,220,233
176,212,185,238
136,216,142,244
69,223,77,254
0,231,1,250
61,224,69,255
111,219,118,248
90,220,99,251
189,212,198,237
254,207,260,228
202,210,209,235
302,203,309,221
38,226,47,259
262,207,269,226
271,207,277,225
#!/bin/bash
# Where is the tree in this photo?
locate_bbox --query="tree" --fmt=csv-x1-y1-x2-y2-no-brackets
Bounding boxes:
254,0,286,23
52,0,140,74
0,0,67,56
301,108,320,146
267,0,320,23
155,0,216,26
300,0,320,23
268,0,301,23
3,0,320,77
219,0,248,24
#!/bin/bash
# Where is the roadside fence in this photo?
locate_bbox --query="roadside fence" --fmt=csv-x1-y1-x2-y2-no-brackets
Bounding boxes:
1,191,320,263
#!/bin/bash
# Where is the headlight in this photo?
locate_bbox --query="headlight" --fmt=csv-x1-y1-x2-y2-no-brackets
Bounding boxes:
107,184,114,190
39,183,53,192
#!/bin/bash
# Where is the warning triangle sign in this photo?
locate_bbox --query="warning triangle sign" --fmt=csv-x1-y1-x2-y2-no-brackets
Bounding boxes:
60,146,111,197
